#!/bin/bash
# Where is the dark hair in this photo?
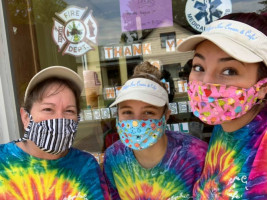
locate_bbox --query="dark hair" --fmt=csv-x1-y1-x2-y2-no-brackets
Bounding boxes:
24,77,81,113
220,12,267,81
131,61,168,92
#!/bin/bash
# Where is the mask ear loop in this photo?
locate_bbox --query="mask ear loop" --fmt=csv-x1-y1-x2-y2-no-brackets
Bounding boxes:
255,79,267,104
16,110,33,142
77,114,81,122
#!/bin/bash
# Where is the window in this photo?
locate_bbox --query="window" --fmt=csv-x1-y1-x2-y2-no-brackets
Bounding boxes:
160,32,176,48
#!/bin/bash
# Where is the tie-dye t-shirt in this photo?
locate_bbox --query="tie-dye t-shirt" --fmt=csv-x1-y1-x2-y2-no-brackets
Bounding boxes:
103,131,207,200
193,105,267,200
0,142,109,200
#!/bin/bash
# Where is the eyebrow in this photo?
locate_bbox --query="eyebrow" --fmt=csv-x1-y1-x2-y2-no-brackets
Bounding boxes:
40,103,55,106
119,105,133,109
40,103,76,108
194,53,244,65
142,105,158,109
194,53,205,60
119,105,158,109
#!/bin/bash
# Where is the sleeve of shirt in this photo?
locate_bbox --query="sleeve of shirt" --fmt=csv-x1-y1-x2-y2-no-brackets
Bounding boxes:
72,150,111,200
103,147,121,200
95,160,111,200
245,128,267,198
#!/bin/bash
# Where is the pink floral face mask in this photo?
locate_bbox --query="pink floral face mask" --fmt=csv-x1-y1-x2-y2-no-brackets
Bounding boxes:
188,78,267,125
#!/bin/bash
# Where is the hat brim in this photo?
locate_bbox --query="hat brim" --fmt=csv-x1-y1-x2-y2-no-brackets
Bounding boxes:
24,66,83,102
110,90,167,108
177,35,263,64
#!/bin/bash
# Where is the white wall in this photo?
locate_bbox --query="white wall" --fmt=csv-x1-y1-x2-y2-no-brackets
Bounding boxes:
0,1,20,144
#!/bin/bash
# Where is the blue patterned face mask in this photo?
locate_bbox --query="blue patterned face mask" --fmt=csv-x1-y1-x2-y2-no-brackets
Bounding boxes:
116,115,166,150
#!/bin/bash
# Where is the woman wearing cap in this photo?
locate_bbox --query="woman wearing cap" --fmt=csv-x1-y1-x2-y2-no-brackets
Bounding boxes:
0,66,109,199
178,13,267,199
103,61,207,199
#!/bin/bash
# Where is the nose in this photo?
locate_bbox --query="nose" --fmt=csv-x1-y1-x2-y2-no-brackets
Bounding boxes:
134,114,143,120
55,112,64,119
202,72,216,84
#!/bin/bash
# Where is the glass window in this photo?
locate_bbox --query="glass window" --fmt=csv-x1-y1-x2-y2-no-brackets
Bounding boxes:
160,32,176,48
3,0,266,157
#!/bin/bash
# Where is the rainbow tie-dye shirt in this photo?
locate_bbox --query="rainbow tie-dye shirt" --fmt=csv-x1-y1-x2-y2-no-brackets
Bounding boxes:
193,105,267,200
103,131,207,200
0,142,109,200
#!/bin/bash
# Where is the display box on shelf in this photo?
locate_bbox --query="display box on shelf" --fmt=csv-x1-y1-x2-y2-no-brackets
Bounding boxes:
84,109,93,121
101,108,111,119
169,102,178,114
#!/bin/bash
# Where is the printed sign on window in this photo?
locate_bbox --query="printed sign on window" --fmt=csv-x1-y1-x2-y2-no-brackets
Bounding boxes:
166,39,176,52
120,0,173,32
105,88,116,99
185,0,232,32
52,6,98,57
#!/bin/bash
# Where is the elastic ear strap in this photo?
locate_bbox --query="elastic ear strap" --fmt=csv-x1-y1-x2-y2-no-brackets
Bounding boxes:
17,114,32,141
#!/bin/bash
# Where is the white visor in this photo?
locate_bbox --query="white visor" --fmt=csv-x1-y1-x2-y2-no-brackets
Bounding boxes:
110,78,169,107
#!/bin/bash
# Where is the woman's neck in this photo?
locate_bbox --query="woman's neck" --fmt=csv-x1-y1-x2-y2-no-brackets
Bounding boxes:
222,104,264,132
16,140,68,160
133,134,168,169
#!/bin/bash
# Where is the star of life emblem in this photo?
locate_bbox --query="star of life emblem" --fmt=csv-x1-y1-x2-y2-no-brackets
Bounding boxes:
185,0,232,32
52,6,98,57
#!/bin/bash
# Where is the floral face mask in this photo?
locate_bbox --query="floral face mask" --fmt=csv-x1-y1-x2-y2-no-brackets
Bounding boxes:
188,78,267,125
116,115,166,150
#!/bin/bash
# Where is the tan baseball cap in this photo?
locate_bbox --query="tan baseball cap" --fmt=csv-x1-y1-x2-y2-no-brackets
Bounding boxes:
24,66,83,102
177,19,267,66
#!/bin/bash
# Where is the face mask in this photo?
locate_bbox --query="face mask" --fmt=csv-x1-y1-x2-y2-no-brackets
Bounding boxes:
22,114,79,154
116,115,166,150
188,78,267,125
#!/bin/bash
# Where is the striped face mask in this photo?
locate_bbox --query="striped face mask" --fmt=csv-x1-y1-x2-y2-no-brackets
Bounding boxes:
22,114,79,155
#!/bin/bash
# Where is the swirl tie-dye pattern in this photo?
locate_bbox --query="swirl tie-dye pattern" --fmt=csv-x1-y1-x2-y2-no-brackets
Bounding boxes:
0,142,109,200
193,105,267,199
103,131,207,200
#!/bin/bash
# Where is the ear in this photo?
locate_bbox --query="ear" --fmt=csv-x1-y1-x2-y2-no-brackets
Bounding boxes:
258,84,267,100
165,109,171,121
20,108,30,130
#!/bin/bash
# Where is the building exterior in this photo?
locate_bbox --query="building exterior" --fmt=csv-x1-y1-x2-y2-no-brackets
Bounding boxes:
0,0,266,154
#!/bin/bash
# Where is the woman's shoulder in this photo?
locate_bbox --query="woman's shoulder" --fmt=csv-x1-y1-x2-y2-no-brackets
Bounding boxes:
0,141,20,155
103,140,133,165
164,131,207,167
166,130,208,152
68,148,102,163
0,142,11,150
258,104,267,120
104,140,128,156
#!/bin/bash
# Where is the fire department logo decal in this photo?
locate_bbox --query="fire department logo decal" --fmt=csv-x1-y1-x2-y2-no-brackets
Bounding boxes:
52,6,98,57
185,0,232,32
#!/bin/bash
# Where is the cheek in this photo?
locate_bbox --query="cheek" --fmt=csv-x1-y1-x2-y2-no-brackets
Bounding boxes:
31,115,41,122
30,109,46,123
118,113,126,121
189,72,198,81
73,115,78,121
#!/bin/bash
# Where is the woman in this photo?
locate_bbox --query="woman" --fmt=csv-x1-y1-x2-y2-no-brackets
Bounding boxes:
178,13,267,199
103,61,207,199
0,66,109,199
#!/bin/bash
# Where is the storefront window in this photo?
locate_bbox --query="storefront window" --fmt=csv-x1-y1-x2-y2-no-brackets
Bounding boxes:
3,0,267,156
